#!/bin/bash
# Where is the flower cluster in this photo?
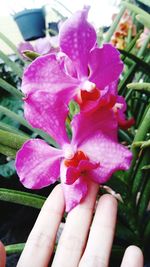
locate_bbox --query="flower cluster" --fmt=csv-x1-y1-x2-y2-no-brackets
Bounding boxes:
111,10,136,49
15,7,132,212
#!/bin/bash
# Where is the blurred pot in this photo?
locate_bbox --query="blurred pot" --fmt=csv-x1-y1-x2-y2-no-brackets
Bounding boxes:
14,8,46,41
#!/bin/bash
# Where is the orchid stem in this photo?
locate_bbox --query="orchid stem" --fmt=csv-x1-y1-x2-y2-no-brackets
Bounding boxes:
0,188,46,209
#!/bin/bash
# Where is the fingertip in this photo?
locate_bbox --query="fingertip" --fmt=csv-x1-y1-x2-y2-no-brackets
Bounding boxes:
121,245,144,267
125,245,143,260
99,193,118,209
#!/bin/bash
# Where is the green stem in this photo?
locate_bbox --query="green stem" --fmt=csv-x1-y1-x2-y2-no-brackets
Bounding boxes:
5,243,25,255
119,34,150,94
0,32,24,62
127,83,150,92
0,78,24,98
0,188,46,209
0,121,28,137
0,51,23,78
0,129,29,150
127,105,150,180
0,144,16,158
104,6,126,43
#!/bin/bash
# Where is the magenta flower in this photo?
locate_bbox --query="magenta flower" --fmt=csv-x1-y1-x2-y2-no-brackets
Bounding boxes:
18,37,59,59
21,7,123,115
16,96,132,212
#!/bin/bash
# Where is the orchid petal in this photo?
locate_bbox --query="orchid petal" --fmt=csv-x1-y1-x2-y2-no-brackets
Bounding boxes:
80,133,132,183
62,178,88,212
60,160,88,211
24,91,69,146
34,37,52,55
71,106,118,147
21,53,79,95
16,139,62,189
59,6,96,77
89,44,123,89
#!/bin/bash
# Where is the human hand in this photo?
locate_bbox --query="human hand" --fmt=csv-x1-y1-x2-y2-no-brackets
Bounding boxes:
0,183,143,267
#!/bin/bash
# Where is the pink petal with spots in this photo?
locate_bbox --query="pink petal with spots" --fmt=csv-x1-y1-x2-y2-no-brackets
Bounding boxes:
89,44,123,89
15,139,62,189
59,6,96,77
24,91,69,146
21,53,79,95
60,160,88,211
80,133,132,184
71,106,118,147
62,178,88,212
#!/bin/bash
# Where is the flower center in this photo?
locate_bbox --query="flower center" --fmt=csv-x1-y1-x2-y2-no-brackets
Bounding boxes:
112,103,124,113
76,80,100,106
64,150,88,167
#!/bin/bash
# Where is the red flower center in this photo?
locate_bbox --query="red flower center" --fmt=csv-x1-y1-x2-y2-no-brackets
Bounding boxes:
64,150,88,167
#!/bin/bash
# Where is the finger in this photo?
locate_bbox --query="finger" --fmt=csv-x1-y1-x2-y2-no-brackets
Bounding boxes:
79,194,118,267
52,181,99,267
0,242,6,267
17,184,65,267
120,246,144,267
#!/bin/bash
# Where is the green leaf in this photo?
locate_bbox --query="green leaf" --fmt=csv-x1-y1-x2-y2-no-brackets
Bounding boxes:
138,0,150,7
136,14,150,28
0,188,46,209
0,160,15,177
142,164,150,170
0,129,29,150
0,78,24,98
137,173,150,222
0,32,24,62
0,121,28,137
116,221,137,242
127,83,150,93
23,50,40,61
127,105,150,181
119,50,150,74
144,220,150,245
122,2,150,21
0,144,16,158
5,243,25,255
132,149,150,197
104,6,126,43
69,100,80,118
0,51,23,78
132,139,150,148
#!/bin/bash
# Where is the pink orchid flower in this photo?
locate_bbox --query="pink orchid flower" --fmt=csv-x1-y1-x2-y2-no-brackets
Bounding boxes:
21,7,124,114
16,95,132,212
18,37,59,59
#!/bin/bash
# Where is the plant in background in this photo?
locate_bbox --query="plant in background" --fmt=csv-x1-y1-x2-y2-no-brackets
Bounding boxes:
111,9,136,49
0,0,150,266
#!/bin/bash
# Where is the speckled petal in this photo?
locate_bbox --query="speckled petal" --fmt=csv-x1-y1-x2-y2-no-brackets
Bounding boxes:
21,53,79,95
62,178,88,212
60,160,88,211
16,139,62,189
71,106,118,147
59,6,96,77
24,91,69,146
80,133,132,183
89,44,123,89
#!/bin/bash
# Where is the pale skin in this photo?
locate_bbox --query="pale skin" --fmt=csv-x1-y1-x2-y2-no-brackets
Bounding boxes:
0,183,144,267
